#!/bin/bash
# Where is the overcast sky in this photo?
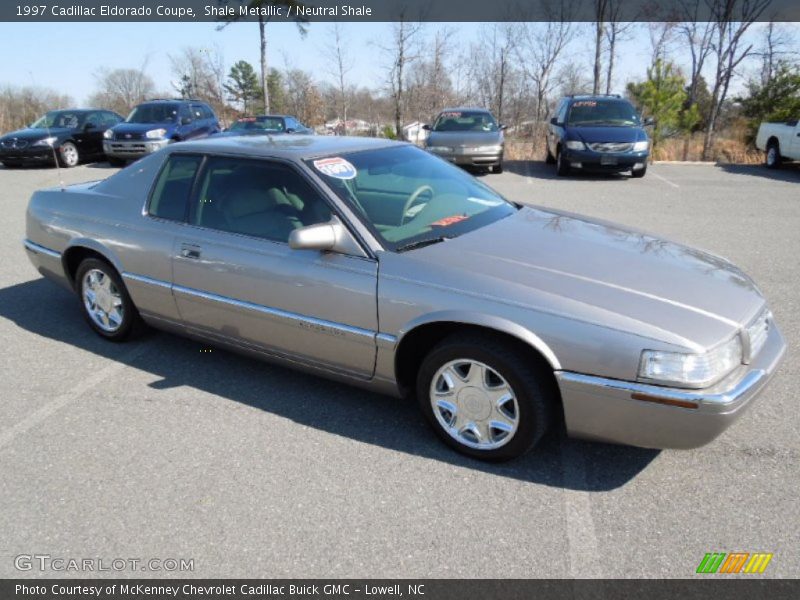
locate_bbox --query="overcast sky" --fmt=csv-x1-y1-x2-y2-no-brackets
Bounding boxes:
1,21,797,107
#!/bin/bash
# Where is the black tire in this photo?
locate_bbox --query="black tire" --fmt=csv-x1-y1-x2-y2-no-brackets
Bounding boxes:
58,141,80,168
416,333,555,461
494,162,504,174
556,148,570,176
107,157,127,167
2,161,22,168
545,142,556,164
74,258,144,341
765,142,781,169
631,165,647,178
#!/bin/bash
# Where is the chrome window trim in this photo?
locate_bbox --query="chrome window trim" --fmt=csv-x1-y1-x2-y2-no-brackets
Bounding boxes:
24,239,61,259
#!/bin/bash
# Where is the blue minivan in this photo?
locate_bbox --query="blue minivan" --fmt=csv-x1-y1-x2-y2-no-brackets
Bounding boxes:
103,99,220,166
546,95,652,178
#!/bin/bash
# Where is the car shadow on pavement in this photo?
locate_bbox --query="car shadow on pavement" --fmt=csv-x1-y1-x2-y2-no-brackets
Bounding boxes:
718,162,800,183
504,160,632,182
0,277,660,492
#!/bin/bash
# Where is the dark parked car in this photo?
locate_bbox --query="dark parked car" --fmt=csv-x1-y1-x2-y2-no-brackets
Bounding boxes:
0,109,123,168
546,95,652,178
214,115,315,137
423,108,506,173
103,99,220,166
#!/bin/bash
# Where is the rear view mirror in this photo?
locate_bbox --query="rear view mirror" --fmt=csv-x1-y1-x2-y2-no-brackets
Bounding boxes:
550,117,559,126
643,117,655,127
286,128,296,134
422,124,431,131
499,124,508,130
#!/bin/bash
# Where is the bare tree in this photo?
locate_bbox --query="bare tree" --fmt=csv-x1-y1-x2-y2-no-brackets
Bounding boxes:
88,67,155,116
592,0,610,95
755,21,799,85
603,1,635,94
515,4,576,120
326,23,352,134
379,18,424,138
0,85,73,132
702,0,773,160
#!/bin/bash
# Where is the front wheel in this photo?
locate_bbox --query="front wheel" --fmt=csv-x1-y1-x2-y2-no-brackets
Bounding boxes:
556,149,570,176
58,142,80,167
765,143,781,169
493,162,504,174
416,334,555,461
631,165,647,178
75,258,143,341
107,157,126,167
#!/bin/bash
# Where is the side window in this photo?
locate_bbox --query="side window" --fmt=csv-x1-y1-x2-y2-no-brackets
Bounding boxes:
202,105,215,120
179,104,192,122
84,111,102,128
557,101,568,124
191,158,332,243
286,117,298,130
103,112,122,127
148,155,202,221
190,104,204,120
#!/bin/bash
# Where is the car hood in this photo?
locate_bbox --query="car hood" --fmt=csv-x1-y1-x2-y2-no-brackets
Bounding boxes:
403,207,764,350
112,122,175,134
565,125,644,143
213,130,286,138
1,127,73,141
426,130,503,147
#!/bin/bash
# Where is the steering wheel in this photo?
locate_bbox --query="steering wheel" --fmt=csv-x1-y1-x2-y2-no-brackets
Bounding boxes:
401,185,434,225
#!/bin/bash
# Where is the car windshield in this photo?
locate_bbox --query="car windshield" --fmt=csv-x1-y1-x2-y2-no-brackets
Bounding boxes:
308,145,516,251
31,111,85,129
432,111,498,132
229,117,285,132
126,104,179,124
567,99,641,126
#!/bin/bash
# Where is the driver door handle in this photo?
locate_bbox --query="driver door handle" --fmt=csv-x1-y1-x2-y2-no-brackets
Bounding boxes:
180,243,201,259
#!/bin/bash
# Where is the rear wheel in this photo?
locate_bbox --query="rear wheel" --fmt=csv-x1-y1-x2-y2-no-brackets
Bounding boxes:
556,148,570,176
1,161,22,168
765,142,781,169
58,142,80,168
75,258,143,341
416,333,555,461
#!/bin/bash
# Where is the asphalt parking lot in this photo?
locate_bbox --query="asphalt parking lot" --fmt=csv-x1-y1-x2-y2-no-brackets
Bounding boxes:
1,160,798,578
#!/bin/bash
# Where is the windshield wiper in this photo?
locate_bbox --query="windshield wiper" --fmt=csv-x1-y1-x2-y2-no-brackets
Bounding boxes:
396,236,450,253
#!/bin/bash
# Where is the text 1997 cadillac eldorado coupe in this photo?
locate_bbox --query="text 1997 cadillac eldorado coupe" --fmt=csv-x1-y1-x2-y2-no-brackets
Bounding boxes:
24,135,785,460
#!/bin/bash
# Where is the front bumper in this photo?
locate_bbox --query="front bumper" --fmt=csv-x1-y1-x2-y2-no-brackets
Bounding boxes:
556,323,786,449
562,148,648,172
103,139,169,158
0,146,56,164
428,148,503,167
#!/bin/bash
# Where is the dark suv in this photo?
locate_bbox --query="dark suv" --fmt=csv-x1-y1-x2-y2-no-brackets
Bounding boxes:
546,95,652,178
103,99,220,166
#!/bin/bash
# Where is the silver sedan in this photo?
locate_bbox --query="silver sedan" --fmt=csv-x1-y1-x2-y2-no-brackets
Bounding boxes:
24,135,785,460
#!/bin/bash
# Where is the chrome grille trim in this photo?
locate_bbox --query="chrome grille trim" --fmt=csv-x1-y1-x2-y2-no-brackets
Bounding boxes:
588,142,633,153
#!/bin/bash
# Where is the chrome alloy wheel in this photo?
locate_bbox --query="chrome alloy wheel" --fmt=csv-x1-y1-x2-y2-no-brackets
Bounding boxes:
766,146,778,167
82,269,124,333
60,143,79,167
430,359,520,450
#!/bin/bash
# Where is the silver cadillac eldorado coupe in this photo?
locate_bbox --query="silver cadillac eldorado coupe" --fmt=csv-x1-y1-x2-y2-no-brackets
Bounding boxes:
24,136,785,460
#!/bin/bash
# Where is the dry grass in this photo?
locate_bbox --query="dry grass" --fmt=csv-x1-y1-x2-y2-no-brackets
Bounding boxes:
504,132,763,165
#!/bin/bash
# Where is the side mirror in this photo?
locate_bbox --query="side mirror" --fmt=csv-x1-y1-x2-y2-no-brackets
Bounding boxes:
550,117,559,126
643,117,655,127
286,128,296,134
288,220,365,256
422,124,431,131
181,117,193,125
84,122,96,131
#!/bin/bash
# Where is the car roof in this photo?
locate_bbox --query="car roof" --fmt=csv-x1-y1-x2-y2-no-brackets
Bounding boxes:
170,134,402,160
566,95,628,102
438,107,494,114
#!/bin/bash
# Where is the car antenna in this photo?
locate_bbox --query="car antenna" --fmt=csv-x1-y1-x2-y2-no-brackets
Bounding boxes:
28,71,65,190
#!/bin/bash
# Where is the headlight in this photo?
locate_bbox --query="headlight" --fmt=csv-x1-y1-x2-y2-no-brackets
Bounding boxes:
639,336,743,388
565,140,585,150
427,146,452,153
103,129,114,139
33,136,57,147
145,128,167,139
633,140,650,152
474,145,503,153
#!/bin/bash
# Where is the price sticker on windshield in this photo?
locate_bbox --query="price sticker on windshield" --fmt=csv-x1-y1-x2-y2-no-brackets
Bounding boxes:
431,215,468,227
313,157,357,180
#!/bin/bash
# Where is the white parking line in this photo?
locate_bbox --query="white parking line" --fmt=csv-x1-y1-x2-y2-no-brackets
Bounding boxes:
560,439,601,578
650,169,680,189
0,344,149,451
525,160,534,183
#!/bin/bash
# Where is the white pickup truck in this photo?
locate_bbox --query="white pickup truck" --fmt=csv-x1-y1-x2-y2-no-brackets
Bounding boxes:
755,119,800,168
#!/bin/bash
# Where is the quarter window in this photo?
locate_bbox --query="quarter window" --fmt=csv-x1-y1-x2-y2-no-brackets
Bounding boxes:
148,155,202,221
190,158,332,243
